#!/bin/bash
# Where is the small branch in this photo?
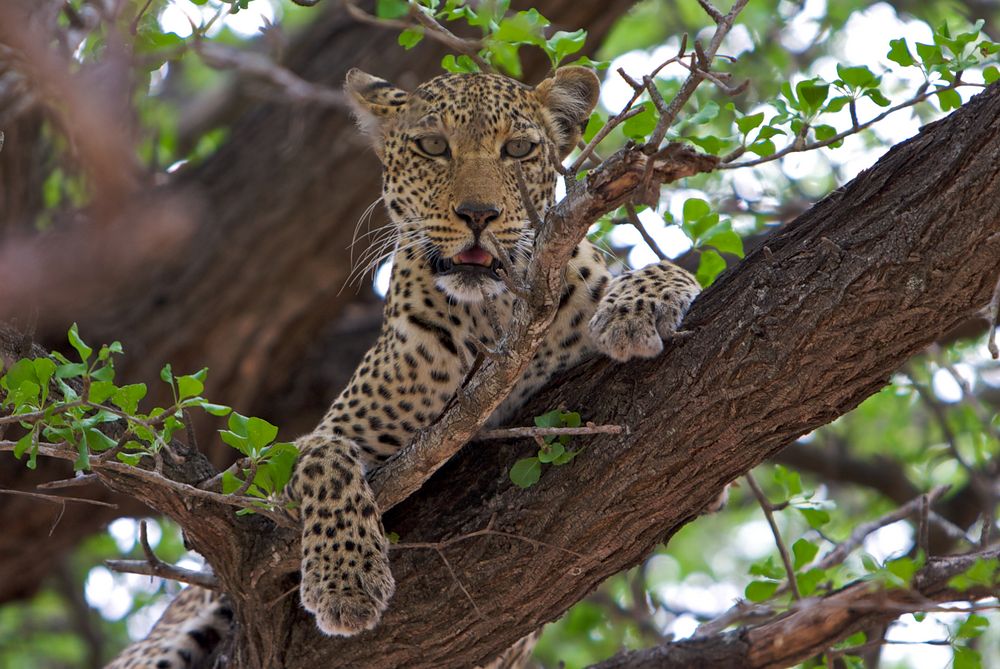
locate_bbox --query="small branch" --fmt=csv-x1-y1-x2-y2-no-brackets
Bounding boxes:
106,521,220,589
36,474,101,490
194,41,347,109
0,486,118,508
722,81,969,169
624,203,668,260
811,485,949,573
476,423,624,440
745,472,801,600
343,1,490,71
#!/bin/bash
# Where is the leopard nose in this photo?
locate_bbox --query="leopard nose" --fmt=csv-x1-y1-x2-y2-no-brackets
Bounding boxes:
454,202,501,234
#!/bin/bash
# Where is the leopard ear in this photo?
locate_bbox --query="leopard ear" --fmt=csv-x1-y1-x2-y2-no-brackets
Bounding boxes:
534,66,601,158
344,69,409,152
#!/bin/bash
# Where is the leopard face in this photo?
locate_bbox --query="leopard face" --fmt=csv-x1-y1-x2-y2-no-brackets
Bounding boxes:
346,67,599,302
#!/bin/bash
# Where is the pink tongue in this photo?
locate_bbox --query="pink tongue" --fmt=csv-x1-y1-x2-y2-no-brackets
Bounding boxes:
455,247,492,265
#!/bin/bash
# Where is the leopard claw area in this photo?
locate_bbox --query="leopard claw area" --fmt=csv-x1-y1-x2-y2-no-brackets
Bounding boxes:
300,544,396,637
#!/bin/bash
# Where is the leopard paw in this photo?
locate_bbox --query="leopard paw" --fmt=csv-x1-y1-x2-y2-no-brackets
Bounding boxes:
588,296,685,362
300,537,395,637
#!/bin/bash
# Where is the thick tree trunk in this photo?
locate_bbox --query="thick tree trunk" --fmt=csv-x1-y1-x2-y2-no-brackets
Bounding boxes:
95,83,1000,668
0,0,638,604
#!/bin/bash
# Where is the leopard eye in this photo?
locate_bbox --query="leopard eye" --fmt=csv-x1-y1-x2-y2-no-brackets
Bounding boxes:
415,136,449,157
503,139,536,159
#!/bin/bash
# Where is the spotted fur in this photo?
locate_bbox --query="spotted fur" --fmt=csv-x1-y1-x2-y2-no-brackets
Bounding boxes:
106,66,699,668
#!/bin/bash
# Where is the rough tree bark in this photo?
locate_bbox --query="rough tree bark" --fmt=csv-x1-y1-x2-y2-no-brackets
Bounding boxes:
90,82,1000,668
0,0,637,604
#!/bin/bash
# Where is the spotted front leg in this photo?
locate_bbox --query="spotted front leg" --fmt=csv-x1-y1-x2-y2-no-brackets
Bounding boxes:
288,433,395,637
588,260,700,362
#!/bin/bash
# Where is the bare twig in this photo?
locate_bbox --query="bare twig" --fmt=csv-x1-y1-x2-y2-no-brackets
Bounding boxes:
0,439,295,528
36,474,101,490
624,203,668,260
105,521,220,589
194,41,346,109
745,471,801,600
0,486,117,508
476,423,624,440
343,1,490,71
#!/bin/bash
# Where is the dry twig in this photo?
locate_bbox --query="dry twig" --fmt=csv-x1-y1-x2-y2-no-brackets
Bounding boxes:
105,520,220,589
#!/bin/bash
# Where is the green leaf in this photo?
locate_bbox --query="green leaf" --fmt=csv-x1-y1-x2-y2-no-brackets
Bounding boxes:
915,42,945,67
750,556,785,580
55,362,88,380
885,555,921,586
537,440,565,463
220,430,250,456
824,95,852,113
117,452,144,466
88,380,117,404
703,227,744,257
561,411,581,428
160,363,173,384
735,112,764,135
246,417,279,450
682,198,711,223
545,29,587,66
552,448,579,465
887,38,915,67
398,28,424,49
936,86,962,111
947,557,999,591
582,113,605,143
745,580,778,602
863,89,891,107
534,410,563,428
695,250,727,287
984,65,999,84
953,647,982,669
798,507,830,529
222,469,244,494
13,429,34,461
495,9,550,47
375,0,409,19
797,567,826,596
836,64,876,89
796,78,829,113
774,465,803,498
441,54,480,73
177,372,205,400
90,365,114,382
685,101,720,126
111,384,147,415
67,323,93,362
32,358,56,388
84,427,116,452
622,102,657,140
792,538,819,570
956,613,989,640
509,457,542,488
228,412,250,437
748,138,776,157
200,402,232,417
488,41,522,77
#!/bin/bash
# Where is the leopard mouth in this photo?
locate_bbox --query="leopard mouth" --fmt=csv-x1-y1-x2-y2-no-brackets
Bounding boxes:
432,245,502,279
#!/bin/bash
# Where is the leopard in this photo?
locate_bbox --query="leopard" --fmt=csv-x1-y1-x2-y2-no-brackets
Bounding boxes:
106,65,699,669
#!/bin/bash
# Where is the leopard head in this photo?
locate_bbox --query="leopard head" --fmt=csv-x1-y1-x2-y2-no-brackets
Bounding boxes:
346,66,599,302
